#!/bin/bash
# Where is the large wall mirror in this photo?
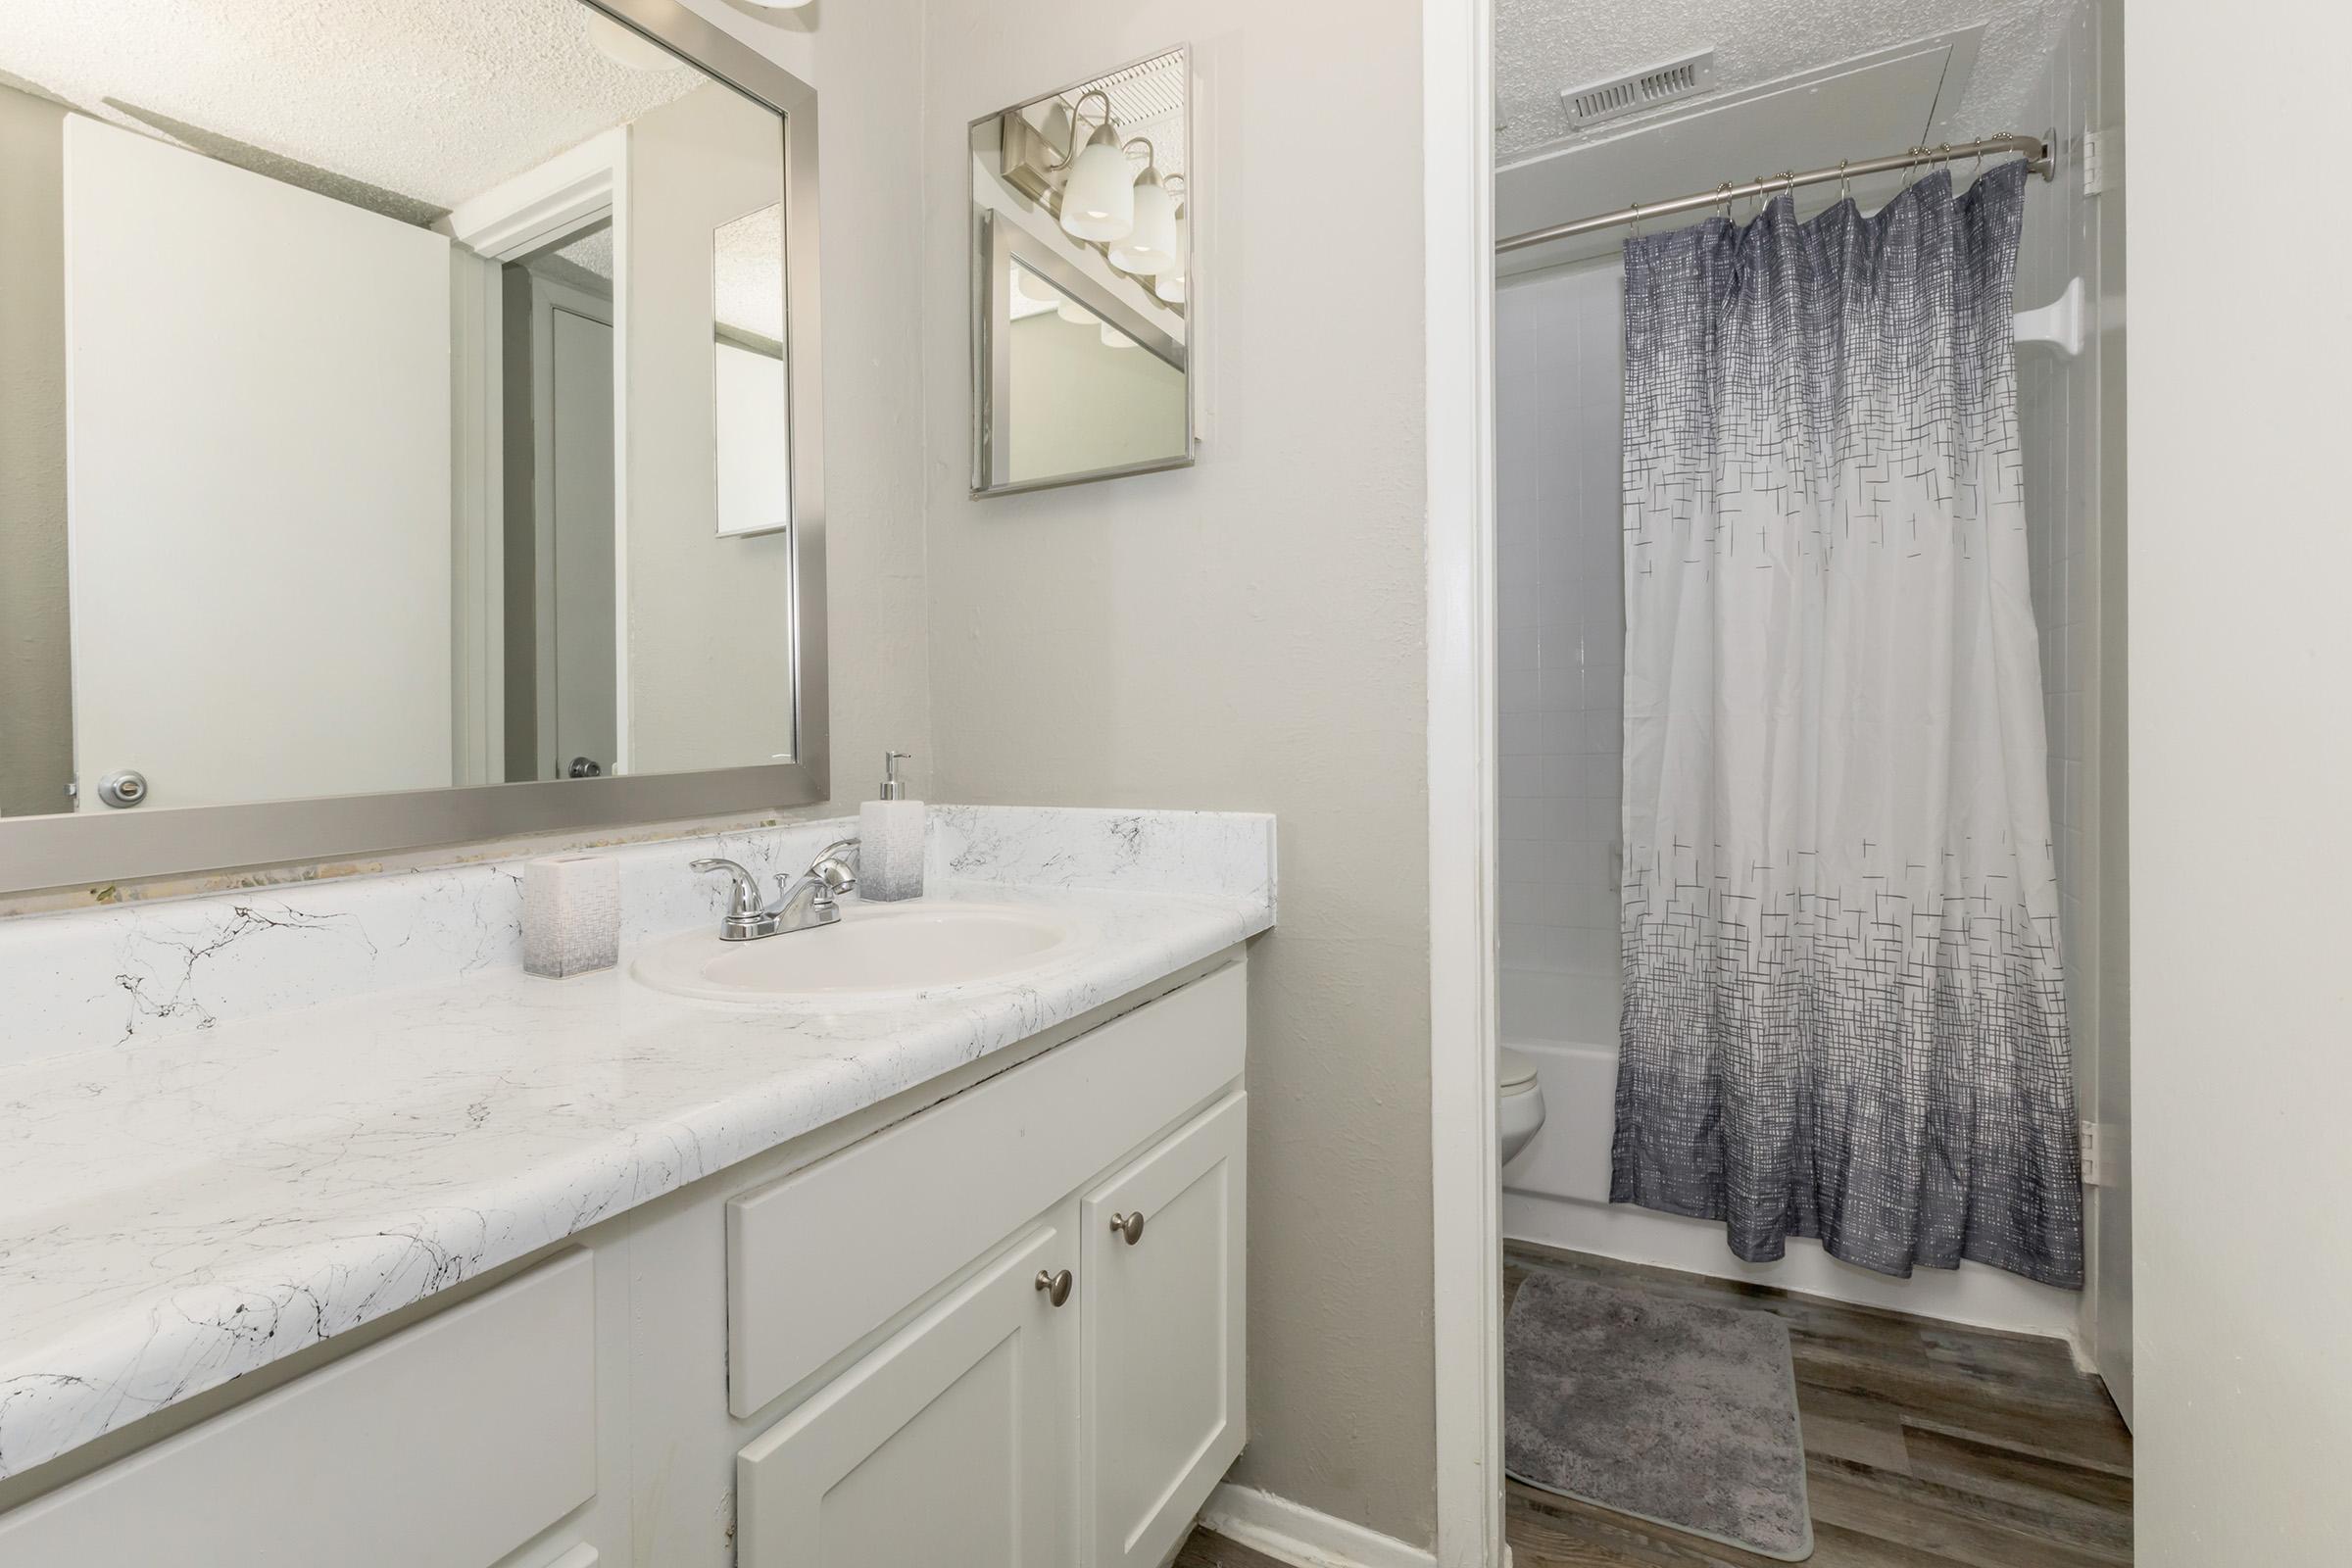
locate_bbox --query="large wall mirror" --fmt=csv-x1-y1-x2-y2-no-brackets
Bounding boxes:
968,48,1193,496
0,0,825,892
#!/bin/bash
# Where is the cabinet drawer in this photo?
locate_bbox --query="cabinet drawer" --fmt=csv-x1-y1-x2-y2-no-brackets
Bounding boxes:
0,1251,597,1568
728,959,1245,1418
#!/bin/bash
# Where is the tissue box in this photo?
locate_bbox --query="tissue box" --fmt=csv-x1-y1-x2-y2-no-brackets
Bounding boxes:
523,855,620,978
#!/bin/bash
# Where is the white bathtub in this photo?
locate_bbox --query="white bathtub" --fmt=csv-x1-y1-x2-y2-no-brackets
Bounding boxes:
1499,966,1619,1203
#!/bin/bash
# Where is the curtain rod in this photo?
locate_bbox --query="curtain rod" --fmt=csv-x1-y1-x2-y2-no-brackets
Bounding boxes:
1495,132,2055,255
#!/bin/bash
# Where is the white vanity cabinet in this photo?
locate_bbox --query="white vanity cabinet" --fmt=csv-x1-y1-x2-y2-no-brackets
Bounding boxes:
0,1253,601,1568
730,964,1249,1568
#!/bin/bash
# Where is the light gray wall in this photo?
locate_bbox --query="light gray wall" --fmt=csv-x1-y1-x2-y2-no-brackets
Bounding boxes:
796,0,932,809
1005,311,1186,482
920,0,1436,1547
625,81,798,775
0,82,73,818
2131,4,2352,1562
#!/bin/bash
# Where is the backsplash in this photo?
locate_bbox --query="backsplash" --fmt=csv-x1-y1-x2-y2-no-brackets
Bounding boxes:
0,806,1274,1069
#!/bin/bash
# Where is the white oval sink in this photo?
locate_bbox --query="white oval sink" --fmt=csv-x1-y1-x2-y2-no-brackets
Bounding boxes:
630,901,1090,1004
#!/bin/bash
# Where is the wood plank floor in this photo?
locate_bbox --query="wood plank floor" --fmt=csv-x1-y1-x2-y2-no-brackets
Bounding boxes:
1179,1243,2131,1568
1173,1528,1294,1568
1500,1244,2132,1568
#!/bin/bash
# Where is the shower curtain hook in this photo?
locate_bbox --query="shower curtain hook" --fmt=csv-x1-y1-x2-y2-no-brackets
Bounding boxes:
1627,197,1644,237
1898,146,1923,193
1715,180,1735,222
1837,159,1851,204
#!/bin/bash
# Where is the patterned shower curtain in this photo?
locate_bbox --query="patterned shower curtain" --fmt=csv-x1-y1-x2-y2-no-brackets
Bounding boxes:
1611,163,2082,1288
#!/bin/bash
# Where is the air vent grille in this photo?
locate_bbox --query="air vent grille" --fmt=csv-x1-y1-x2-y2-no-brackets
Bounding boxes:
1561,49,1717,128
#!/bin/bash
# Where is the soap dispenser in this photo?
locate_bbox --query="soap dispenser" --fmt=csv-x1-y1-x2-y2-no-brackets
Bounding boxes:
858,751,925,902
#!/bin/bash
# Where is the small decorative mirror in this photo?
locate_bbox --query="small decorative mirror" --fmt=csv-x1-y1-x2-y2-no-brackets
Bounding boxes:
968,48,1193,496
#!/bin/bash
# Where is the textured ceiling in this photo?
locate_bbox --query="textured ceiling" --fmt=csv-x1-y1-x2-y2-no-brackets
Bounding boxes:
713,203,786,344
1,0,713,220
1495,0,2074,166
1052,50,1187,183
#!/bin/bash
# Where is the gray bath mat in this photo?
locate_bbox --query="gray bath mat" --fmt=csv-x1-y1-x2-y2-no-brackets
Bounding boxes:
1504,1269,1813,1560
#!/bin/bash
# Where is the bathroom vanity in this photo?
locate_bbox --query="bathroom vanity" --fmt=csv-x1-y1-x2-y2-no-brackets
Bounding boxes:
0,808,1274,1568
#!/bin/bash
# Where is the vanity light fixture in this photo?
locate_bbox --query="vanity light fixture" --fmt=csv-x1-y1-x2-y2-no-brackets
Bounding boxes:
1054,90,1136,242
1056,297,1099,326
738,0,815,7
1154,175,1189,304
1012,266,1060,310
585,10,678,70
1108,141,1178,275
1100,322,1137,349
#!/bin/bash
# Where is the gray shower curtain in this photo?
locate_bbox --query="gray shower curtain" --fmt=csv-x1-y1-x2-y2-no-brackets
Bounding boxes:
1612,163,2082,1288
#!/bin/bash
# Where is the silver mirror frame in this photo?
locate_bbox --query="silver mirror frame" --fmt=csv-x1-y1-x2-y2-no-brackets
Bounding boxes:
0,0,827,896
968,45,1195,498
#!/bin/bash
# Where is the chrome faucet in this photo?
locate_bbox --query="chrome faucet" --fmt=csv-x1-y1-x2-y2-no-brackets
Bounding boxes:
691,840,859,941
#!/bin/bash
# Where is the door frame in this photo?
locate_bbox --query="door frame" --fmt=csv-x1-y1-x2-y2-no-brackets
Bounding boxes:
528,279,619,783
440,131,632,783
1423,0,1503,1563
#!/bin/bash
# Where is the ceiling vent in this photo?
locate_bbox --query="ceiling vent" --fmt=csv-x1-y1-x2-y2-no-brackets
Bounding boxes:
1560,49,1717,129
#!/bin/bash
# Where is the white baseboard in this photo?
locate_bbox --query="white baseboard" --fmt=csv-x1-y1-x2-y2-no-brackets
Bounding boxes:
1200,1484,1438,1568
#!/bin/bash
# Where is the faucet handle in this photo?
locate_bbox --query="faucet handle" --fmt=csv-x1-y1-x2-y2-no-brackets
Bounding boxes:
808,838,859,897
691,858,764,917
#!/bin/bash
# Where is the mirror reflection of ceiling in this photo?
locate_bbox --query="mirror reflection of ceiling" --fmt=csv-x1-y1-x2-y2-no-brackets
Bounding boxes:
713,205,787,345
1,0,707,224
1494,0,2076,166
1045,53,1186,183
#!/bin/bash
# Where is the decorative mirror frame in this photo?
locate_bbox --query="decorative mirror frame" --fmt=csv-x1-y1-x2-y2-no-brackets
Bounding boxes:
0,0,827,895
967,46,1195,498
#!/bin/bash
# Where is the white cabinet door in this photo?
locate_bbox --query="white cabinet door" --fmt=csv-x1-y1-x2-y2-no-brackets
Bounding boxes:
1081,1093,1248,1568
736,1215,1080,1568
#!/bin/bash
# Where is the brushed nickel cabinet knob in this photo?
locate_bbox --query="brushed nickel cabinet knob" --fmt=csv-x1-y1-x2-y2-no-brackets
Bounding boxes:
1034,1267,1073,1307
1111,1210,1146,1246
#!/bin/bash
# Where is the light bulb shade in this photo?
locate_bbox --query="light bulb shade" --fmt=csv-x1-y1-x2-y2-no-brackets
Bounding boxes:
1059,127,1135,242
1100,322,1136,349
1109,172,1179,275
1055,297,1098,325
1153,210,1189,303
1011,267,1058,309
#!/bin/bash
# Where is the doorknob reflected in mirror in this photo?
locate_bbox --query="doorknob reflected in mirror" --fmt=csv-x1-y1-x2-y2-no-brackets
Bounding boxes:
1034,1267,1073,1307
1111,1210,1146,1245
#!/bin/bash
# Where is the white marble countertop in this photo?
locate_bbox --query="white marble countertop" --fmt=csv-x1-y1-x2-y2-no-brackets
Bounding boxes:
0,808,1273,1483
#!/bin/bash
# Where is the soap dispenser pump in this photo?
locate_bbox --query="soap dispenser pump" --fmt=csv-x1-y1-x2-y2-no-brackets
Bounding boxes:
858,751,925,902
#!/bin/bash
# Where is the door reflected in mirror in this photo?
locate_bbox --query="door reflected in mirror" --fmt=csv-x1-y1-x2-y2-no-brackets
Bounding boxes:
969,48,1193,495
0,0,803,818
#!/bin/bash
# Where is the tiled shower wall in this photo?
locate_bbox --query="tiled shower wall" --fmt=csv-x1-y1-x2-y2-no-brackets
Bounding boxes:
1495,262,1624,980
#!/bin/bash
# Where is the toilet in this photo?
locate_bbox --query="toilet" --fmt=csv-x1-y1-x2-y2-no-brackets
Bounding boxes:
1498,1047,1548,1166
